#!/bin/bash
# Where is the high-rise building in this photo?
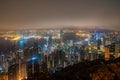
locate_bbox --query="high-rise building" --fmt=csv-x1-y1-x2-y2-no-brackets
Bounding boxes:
8,64,19,80
105,46,110,59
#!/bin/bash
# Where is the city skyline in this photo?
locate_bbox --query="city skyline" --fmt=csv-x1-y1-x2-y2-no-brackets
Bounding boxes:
0,27,120,80
0,0,120,30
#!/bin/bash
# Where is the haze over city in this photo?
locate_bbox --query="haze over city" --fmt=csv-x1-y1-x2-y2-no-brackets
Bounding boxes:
0,0,120,30
1,0,120,80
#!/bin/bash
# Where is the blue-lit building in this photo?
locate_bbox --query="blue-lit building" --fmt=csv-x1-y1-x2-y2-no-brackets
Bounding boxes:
19,38,24,49
27,57,39,80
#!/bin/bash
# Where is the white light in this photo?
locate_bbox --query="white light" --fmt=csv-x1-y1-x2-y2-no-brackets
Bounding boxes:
0,67,2,70
4,37,8,40
85,38,89,41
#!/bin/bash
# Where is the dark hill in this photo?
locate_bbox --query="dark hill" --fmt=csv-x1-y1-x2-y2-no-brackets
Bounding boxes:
28,57,120,80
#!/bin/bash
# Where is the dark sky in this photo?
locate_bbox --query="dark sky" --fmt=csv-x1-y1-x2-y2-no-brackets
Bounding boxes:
0,0,120,30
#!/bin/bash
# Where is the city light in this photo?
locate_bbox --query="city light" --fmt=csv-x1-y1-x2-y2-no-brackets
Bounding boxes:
0,29,120,80
31,57,37,60
0,0,120,79
0,67,2,71
12,36,20,40
85,38,89,41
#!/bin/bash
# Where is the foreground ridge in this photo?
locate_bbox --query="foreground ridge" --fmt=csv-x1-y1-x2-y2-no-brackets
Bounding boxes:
26,57,120,80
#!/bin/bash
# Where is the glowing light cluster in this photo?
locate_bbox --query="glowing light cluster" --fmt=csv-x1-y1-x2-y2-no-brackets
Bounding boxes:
11,36,20,40
76,33,90,38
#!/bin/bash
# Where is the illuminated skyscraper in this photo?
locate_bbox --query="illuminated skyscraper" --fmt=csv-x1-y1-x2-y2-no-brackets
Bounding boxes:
60,29,63,42
105,46,110,59
19,38,24,49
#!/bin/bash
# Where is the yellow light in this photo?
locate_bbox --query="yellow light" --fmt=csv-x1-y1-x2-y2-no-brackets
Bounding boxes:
76,33,91,38
88,43,91,46
89,47,91,50
11,36,20,40
75,33,81,36
94,46,97,50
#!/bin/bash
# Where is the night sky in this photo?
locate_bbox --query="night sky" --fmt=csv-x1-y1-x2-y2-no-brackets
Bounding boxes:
0,0,120,30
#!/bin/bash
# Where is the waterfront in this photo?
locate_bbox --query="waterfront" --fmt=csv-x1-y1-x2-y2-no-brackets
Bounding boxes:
0,29,120,80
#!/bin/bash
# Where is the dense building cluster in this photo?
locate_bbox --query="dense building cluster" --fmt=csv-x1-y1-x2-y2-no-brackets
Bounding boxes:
0,29,120,80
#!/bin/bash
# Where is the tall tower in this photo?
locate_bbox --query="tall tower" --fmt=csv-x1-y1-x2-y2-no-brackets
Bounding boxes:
60,29,63,42
48,34,52,51
105,46,110,60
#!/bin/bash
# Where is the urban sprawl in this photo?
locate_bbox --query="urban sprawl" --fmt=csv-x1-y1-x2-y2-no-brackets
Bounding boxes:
0,28,120,80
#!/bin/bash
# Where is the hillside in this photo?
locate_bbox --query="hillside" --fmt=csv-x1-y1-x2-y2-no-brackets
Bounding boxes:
27,58,120,80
